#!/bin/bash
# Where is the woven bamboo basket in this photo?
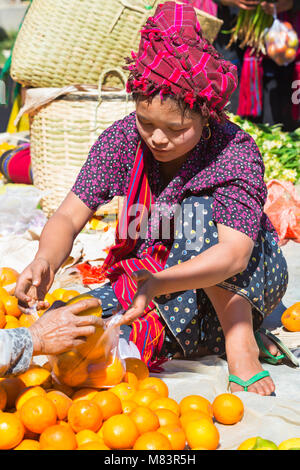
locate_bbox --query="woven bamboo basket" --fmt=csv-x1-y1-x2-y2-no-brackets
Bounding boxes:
11,0,223,88
29,69,135,217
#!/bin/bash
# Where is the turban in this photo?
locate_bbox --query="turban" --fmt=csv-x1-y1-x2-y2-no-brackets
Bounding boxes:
125,1,238,121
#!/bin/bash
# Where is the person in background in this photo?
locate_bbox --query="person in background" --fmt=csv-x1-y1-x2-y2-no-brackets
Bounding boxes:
0,298,102,377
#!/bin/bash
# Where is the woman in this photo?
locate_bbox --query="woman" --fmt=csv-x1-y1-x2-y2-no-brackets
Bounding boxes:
0,298,103,377
15,2,295,396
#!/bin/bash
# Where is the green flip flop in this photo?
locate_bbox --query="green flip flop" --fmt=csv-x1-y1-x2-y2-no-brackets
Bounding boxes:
255,327,299,367
228,371,271,392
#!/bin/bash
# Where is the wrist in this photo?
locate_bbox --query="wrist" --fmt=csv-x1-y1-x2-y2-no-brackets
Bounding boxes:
28,324,42,355
34,254,56,273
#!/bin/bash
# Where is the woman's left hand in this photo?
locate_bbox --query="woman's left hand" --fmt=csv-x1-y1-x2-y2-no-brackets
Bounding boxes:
119,270,159,325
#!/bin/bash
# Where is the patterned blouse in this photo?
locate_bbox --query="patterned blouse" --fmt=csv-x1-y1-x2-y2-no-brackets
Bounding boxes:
72,112,277,244
0,328,33,376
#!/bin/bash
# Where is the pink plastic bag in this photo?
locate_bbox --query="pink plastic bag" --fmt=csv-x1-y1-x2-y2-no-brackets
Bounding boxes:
264,180,300,246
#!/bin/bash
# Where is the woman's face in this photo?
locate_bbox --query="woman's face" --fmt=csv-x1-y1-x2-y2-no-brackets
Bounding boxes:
135,94,206,163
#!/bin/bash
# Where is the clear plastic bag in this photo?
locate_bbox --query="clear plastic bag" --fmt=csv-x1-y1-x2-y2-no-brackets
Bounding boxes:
265,13,299,66
48,312,126,389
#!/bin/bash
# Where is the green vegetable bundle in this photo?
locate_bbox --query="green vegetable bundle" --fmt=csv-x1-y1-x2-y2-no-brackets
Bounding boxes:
228,114,300,184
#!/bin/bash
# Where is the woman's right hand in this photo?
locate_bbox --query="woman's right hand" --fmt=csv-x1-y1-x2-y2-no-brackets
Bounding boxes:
15,258,55,311
220,0,260,9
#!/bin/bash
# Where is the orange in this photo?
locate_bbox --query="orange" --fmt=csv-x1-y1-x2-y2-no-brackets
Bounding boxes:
158,425,186,450
4,316,20,329
0,412,24,449
133,389,161,407
67,400,103,433
102,414,139,450
185,418,220,450
212,393,244,425
0,267,19,287
154,408,181,427
237,437,257,450
110,382,136,401
124,371,139,389
285,48,296,61
77,441,110,450
179,395,213,418
138,376,169,397
14,439,40,450
0,383,7,410
0,286,9,302
0,308,6,328
91,390,122,421
180,410,213,430
47,390,73,421
51,380,74,398
13,409,39,440
122,399,138,415
0,377,26,409
149,397,181,416
88,356,125,387
129,406,160,434
16,386,47,410
51,288,68,301
18,313,35,328
125,357,149,380
66,293,103,318
75,429,101,447
2,295,22,318
18,365,52,389
72,388,98,402
61,289,81,302
20,395,57,434
54,351,88,388
281,302,300,332
39,424,77,450
133,431,172,450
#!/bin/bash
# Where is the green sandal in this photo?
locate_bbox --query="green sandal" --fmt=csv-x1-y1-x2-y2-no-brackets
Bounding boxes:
255,327,299,367
228,371,271,392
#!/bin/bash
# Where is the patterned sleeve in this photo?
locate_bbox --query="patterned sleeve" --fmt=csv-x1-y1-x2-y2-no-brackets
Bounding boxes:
71,113,137,211
0,328,33,377
212,126,267,242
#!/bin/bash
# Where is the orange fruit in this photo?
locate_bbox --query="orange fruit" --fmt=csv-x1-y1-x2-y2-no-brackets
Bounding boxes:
212,393,244,425
133,389,161,407
0,412,24,449
47,390,73,421
154,408,181,427
180,410,213,430
0,377,26,409
285,48,296,61
61,290,81,302
66,293,103,318
133,431,172,450
281,302,300,332
75,429,101,447
39,424,77,450
16,386,47,410
149,397,181,416
110,382,136,401
51,288,67,300
4,316,20,329
54,351,88,388
14,439,40,450
0,308,6,328
72,388,98,402
185,418,220,450
20,395,57,434
77,441,110,450
91,390,122,421
0,383,7,410
158,425,186,450
125,357,149,380
51,380,74,398
18,365,52,389
67,400,103,433
237,436,257,450
13,409,39,441
18,313,36,328
138,376,169,397
124,371,139,389
179,395,213,418
88,356,125,387
0,267,19,287
122,399,138,415
129,406,160,434
0,286,9,301
2,295,22,318
102,414,139,450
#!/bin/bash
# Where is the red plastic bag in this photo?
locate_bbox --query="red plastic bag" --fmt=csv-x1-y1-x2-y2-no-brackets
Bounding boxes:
264,180,300,246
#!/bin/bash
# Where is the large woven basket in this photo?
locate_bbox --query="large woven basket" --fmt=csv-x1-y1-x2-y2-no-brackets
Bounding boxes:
11,0,223,88
29,69,135,217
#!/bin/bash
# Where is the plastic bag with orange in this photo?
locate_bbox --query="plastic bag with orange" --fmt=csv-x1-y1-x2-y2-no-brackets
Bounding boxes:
265,15,299,66
48,296,125,389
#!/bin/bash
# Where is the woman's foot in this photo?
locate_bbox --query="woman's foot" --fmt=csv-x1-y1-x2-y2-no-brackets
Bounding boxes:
257,331,283,363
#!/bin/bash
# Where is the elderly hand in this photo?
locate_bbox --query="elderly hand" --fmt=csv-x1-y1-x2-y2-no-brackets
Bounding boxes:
260,0,294,15
119,270,159,325
28,298,103,355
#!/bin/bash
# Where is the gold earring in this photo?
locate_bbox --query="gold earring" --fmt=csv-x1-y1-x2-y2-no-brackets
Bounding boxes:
202,123,211,140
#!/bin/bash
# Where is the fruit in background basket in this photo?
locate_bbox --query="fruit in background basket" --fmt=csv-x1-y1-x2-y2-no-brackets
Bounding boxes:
212,393,244,425
281,302,300,331
0,267,19,287
0,412,24,449
278,438,300,450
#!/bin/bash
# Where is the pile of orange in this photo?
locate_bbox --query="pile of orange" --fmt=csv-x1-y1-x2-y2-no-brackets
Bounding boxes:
0,356,247,451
